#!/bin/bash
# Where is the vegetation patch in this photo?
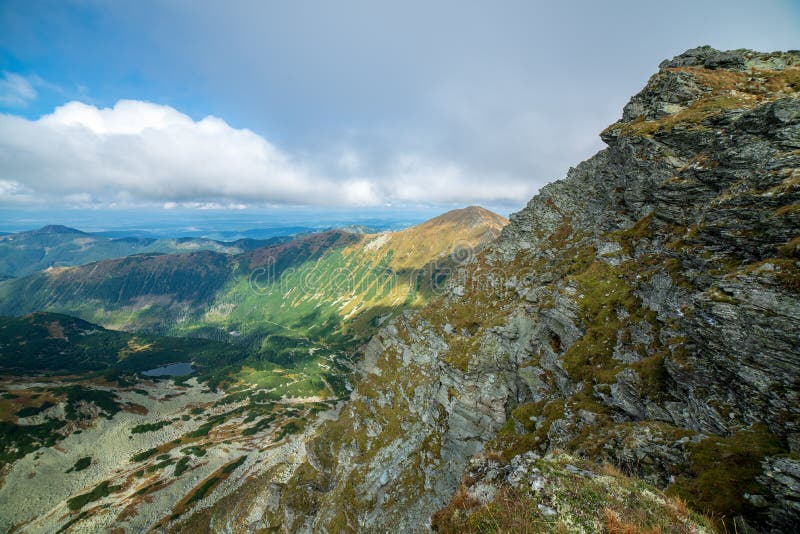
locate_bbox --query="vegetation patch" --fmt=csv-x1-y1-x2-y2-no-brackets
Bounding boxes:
432,455,711,533
66,456,91,473
131,419,172,434
441,335,480,373
173,456,191,476
66,480,121,511
15,401,55,418
242,414,275,436
486,399,566,460
273,419,304,442
221,454,247,474
169,455,249,521
0,418,64,466
131,447,159,462
180,445,207,457
667,424,787,527
55,385,123,420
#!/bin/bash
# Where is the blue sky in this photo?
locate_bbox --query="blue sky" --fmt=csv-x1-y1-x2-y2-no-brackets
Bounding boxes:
0,0,798,217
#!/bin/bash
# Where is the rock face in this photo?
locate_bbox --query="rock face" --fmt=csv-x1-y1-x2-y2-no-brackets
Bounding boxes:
264,47,800,532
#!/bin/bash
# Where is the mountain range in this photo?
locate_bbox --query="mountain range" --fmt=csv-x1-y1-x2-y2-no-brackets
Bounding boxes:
0,47,798,533
0,224,293,277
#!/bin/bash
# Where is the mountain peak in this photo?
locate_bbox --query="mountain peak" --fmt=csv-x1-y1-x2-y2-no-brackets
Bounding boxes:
33,225,87,235
418,205,508,231
605,46,800,138
659,46,800,71
366,206,508,270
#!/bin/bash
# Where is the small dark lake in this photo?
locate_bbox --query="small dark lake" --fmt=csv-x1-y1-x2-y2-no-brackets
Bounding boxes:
142,362,194,377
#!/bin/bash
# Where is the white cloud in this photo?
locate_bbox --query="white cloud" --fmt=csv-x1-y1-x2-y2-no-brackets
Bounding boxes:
0,72,38,107
0,99,535,208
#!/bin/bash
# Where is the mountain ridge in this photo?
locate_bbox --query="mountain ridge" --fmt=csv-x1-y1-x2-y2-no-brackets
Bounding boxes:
245,46,800,533
32,224,90,235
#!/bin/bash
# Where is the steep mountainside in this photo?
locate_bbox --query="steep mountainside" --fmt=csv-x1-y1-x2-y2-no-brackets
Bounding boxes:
223,47,800,533
0,224,288,277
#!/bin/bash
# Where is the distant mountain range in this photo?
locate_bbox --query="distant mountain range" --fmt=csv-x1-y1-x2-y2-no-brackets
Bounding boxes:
0,224,293,277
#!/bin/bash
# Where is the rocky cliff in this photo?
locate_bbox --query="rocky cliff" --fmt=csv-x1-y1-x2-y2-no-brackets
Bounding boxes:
208,47,800,532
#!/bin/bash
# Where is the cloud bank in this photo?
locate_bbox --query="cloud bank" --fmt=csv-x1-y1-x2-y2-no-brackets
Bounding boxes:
0,99,534,208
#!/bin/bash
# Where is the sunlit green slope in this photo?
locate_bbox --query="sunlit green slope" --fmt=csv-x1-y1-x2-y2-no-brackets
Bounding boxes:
0,207,507,398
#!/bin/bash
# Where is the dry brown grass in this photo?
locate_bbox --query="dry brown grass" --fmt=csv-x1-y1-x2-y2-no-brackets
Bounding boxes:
601,462,625,478
603,508,663,534
670,495,689,519
433,485,557,534
381,206,507,271
44,320,66,340
451,487,480,510
0,389,58,422
430,487,480,532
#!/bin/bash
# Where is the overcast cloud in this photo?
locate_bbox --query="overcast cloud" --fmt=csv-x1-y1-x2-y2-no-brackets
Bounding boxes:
0,0,798,210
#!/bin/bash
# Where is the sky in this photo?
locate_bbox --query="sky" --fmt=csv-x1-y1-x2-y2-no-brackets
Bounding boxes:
0,0,798,220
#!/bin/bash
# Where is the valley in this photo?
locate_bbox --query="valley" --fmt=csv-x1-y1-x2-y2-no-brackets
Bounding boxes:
0,208,508,532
